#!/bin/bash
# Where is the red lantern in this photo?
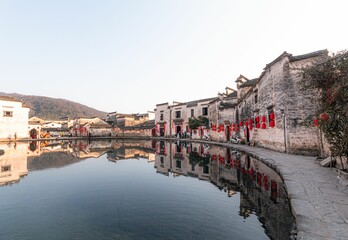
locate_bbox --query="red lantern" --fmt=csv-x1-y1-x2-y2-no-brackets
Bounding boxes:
256,123,260,128
240,122,243,126
269,120,275,128
270,112,275,120
261,123,266,129
249,118,253,125
245,122,249,127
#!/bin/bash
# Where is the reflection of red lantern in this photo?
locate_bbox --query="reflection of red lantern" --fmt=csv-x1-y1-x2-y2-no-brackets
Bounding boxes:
262,115,267,122
314,118,319,127
255,116,260,123
320,113,329,121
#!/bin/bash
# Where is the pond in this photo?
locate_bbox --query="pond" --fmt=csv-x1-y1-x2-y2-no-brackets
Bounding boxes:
0,140,295,240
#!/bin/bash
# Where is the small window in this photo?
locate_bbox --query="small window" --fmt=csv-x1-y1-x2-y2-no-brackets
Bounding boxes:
203,165,209,174
3,111,13,117
176,160,181,169
1,165,11,172
191,109,194,117
202,107,208,116
254,91,258,104
160,114,164,121
175,111,181,119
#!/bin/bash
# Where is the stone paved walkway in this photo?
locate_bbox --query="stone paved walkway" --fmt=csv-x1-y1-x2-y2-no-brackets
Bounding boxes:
193,139,348,240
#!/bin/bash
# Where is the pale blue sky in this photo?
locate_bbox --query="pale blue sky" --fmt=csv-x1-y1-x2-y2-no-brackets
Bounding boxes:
0,0,347,113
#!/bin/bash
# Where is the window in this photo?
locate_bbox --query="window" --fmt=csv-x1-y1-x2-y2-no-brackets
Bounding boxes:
1,165,11,172
191,109,194,117
160,113,164,121
3,111,13,117
176,160,182,169
203,165,209,174
175,111,181,119
191,164,195,172
202,107,208,116
254,91,258,104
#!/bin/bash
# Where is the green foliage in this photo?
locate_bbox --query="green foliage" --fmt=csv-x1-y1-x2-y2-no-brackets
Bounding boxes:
301,50,348,159
188,116,209,130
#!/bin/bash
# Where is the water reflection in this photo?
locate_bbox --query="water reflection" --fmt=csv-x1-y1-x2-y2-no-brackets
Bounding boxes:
0,140,294,239
154,141,295,239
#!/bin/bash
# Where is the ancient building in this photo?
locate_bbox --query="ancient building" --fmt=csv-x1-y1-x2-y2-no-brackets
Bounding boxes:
0,96,30,140
235,50,328,154
154,98,214,138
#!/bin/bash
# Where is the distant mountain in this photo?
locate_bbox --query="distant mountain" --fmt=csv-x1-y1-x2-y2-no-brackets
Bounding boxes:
0,92,107,120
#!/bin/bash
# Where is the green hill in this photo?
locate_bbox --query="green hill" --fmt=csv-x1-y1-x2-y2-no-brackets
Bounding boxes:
0,92,107,120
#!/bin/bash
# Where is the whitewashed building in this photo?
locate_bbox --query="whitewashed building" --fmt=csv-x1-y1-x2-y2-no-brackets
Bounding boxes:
0,96,30,140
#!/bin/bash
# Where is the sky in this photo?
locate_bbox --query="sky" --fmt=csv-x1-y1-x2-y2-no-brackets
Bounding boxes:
0,0,347,114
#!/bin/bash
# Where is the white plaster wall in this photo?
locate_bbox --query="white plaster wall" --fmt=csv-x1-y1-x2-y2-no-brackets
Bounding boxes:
0,100,29,140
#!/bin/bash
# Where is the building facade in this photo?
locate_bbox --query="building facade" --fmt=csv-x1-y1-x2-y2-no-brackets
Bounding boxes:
154,49,329,155
0,96,30,140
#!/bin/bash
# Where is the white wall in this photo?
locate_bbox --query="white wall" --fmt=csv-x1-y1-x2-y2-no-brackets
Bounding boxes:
0,100,29,140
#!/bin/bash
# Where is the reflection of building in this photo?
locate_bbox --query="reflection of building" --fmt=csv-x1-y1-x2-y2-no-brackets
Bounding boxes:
153,141,294,239
0,96,30,140
154,141,211,180
0,143,28,186
70,140,112,159
107,140,156,162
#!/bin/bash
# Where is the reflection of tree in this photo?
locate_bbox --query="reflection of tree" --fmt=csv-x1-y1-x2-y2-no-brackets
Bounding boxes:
188,152,210,167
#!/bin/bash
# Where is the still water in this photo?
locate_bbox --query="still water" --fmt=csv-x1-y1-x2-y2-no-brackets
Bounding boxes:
0,140,295,240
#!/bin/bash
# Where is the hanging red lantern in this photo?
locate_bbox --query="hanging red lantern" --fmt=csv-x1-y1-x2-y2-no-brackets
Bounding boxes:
245,122,249,127
256,123,260,128
249,118,253,125
269,120,275,128
261,123,266,129
240,122,243,126
270,112,275,120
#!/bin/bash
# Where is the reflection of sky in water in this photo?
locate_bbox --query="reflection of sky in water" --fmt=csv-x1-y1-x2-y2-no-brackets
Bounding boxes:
0,141,294,240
